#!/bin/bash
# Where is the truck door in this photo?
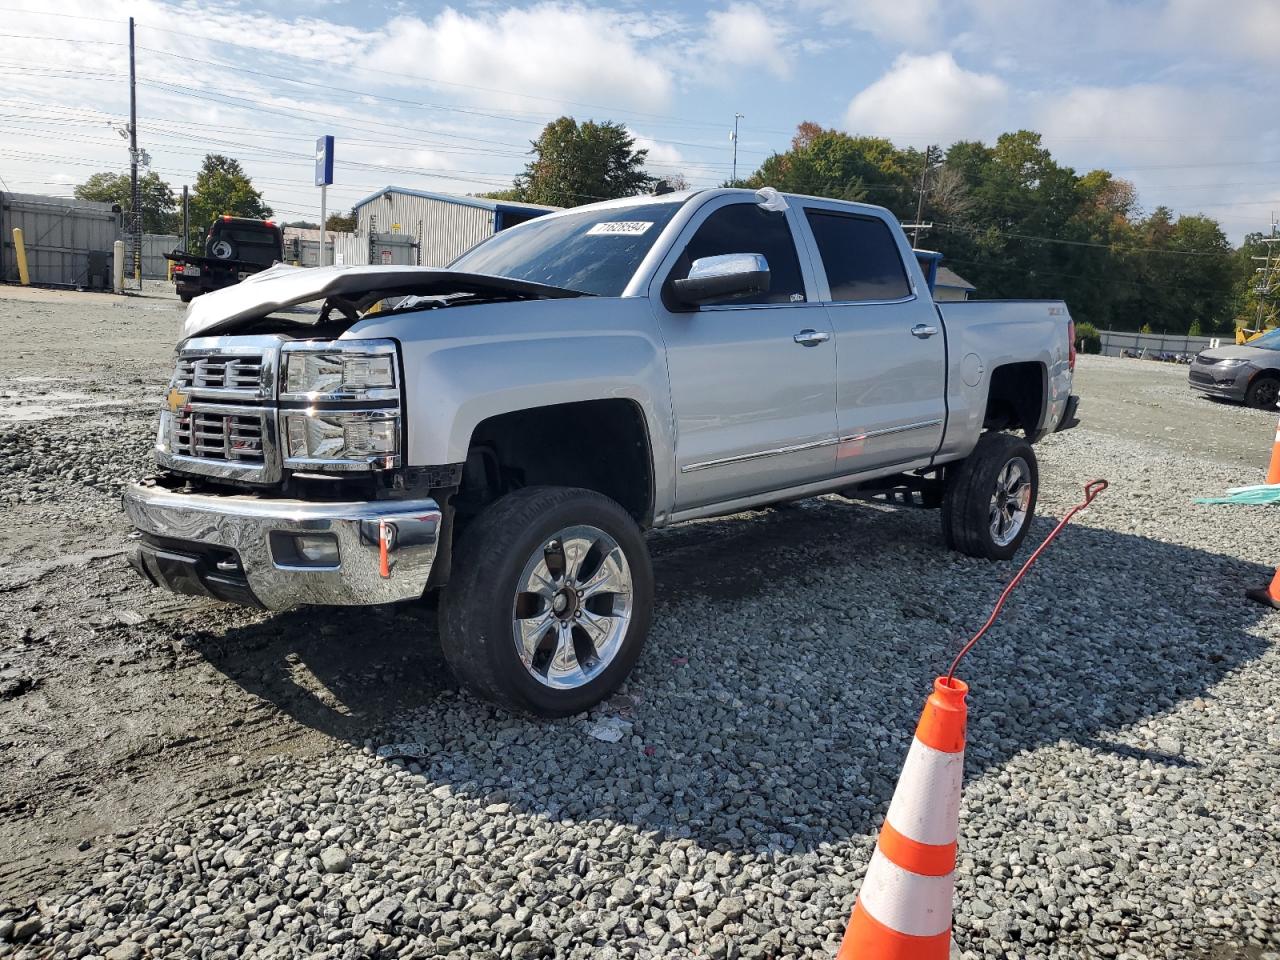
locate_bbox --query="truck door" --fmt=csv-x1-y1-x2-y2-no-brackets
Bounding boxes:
649,197,837,512
796,204,947,472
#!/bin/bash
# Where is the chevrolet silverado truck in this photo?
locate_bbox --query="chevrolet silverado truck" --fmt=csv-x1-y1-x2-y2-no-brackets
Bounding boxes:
124,188,1080,717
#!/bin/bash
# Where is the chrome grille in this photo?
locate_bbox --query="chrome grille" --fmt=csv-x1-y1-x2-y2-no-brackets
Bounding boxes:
175,355,264,391
172,410,265,463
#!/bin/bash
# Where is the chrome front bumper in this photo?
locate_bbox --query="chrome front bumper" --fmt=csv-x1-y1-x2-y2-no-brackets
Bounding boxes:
123,481,442,610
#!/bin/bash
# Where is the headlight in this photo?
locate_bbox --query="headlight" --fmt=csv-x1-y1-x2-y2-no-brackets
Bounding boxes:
280,340,402,472
284,411,400,469
281,341,398,400
1216,358,1250,367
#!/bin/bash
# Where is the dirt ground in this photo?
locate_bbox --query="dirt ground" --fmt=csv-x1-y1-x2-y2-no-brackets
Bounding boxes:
0,284,1276,918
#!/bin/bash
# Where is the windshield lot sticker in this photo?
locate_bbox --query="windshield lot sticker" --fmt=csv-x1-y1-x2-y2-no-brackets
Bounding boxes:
586,221,653,236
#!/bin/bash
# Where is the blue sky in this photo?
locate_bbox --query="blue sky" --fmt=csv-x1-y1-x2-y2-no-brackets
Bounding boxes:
2,0,1278,240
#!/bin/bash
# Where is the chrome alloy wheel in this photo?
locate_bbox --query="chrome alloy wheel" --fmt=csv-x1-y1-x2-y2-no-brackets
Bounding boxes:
511,525,634,690
989,456,1032,547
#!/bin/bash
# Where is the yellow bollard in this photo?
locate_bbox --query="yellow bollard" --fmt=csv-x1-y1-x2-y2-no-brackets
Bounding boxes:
12,227,30,285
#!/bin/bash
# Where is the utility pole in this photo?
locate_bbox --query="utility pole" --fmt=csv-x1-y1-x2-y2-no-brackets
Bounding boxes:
912,145,933,247
731,113,744,185
1254,214,1279,332
128,16,140,284
181,185,189,253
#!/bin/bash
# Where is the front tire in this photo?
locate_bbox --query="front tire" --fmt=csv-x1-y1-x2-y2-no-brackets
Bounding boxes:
942,432,1038,560
1246,375,1279,410
439,486,653,718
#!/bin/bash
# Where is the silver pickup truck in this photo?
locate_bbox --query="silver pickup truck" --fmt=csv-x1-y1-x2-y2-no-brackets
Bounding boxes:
124,187,1079,716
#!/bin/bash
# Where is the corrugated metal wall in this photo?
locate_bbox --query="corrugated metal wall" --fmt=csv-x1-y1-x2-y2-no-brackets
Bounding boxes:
333,233,368,266
1098,330,1218,358
0,192,121,286
355,192,495,267
142,234,180,279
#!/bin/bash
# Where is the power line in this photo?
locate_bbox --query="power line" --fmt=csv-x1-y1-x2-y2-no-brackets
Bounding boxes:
934,222,1235,259
940,255,1236,298
130,45,771,161
0,7,118,23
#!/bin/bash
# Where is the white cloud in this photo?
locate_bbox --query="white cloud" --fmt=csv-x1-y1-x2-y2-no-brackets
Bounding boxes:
702,3,791,79
370,5,674,112
1157,0,1280,64
1036,82,1270,239
1036,83,1241,166
804,0,943,46
844,53,1008,142
958,0,1280,73
628,130,685,169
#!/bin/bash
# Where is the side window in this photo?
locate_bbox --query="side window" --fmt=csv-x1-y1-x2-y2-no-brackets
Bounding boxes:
668,203,806,306
804,210,912,302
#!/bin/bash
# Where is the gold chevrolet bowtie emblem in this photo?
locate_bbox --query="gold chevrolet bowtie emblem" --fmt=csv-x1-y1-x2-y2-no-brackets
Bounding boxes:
165,387,190,413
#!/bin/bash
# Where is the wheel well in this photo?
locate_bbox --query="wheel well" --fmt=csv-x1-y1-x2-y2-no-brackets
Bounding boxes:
456,400,654,527
983,362,1045,438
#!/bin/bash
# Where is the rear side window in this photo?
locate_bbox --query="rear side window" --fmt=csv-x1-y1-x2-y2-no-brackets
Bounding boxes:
805,211,911,302
668,203,805,306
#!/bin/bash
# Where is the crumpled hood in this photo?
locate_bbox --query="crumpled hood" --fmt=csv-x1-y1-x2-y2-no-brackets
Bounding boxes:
181,263,584,340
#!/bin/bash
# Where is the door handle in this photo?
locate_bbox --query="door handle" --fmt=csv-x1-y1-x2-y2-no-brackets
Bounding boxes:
794,329,830,346
911,324,939,339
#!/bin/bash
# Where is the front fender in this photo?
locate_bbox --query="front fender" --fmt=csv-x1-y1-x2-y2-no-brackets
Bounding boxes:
346,297,676,514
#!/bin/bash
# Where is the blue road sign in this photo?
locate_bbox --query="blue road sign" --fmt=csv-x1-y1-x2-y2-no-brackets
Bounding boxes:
315,136,335,187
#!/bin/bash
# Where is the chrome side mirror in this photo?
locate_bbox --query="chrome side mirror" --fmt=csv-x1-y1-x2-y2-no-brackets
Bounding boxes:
672,253,770,307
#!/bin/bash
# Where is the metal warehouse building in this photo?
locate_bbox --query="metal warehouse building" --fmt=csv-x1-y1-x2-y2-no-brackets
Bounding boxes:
351,188,558,267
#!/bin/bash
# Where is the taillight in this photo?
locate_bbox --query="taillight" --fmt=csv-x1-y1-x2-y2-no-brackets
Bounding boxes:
1068,319,1077,371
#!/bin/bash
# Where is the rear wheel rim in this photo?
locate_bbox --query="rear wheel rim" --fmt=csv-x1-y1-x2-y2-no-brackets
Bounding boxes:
511,524,634,690
989,456,1032,547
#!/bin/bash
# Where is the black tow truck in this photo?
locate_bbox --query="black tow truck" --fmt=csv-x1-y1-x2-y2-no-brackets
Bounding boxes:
166,216,284,302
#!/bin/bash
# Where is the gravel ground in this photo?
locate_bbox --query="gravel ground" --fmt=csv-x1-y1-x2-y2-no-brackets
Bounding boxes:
1,290,1279,960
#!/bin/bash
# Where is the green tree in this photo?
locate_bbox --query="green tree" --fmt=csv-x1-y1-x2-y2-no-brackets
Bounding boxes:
188,154,272,247
74,170,177,234
1235,232,1280,331
740,124,1247,336
746,123,918,215
506,117,653,208
325,209,356,232
1115,209,1235,334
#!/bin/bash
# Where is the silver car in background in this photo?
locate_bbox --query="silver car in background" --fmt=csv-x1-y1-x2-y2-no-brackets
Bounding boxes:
1189,329,1280,408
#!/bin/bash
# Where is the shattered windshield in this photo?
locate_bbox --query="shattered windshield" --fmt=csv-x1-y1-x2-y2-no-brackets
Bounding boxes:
450,201,684,297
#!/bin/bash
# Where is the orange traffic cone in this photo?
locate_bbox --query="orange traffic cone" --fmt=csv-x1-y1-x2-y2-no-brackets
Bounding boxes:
837,677,968,959
1267,414,1280,485
1246,566,1280,609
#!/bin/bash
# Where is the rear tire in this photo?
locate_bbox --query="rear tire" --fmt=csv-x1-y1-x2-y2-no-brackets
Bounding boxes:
439,486,653,718
942,432,1038,560
1246,375,1279,410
